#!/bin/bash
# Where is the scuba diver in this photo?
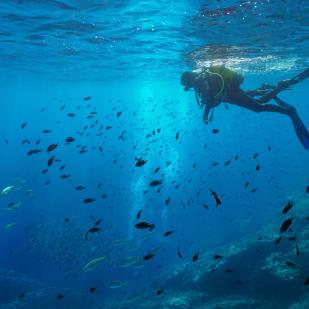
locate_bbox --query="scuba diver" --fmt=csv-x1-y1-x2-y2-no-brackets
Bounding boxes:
180,66,309,149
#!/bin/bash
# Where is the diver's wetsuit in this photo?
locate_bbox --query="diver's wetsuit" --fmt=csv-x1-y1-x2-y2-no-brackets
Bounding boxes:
189,68,309,149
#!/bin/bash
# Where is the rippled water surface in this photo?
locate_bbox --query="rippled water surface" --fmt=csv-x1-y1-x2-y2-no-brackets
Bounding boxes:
1,0,308,80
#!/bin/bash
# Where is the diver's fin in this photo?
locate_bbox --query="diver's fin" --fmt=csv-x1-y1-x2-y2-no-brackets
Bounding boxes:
291,113,309,150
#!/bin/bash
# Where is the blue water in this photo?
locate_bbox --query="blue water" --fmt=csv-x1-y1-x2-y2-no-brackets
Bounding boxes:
0,1,308,308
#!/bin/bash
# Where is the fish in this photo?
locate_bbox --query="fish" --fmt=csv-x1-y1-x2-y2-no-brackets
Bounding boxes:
275,236,282,245
305,277,309,286
21,122,27,129
286,261,296,267
177,246,183,258
94,219,102,226
143,253,155,260
192,252,199,262
256,164,260,171
245,181,250,188
85,227,101,240
280,217,294,233
1,186,15,196
136,209,143,219
75,186,85,190
149,180,163,187
47,156,55,167
175,131,180,140
27,149,42,156
106,281,127,289
5,223,16,230
7,201,21,210
156,289,164,295
209,189,222,207
42,129,51,133
83,198,96,204
135,159,147,167
57,294,64,299
135,222,155,231
65,137,75,143
154,167,160,173
83,96,92,101
165,197,170,206
213,254,223,259
46,144,58,152
83,256,106,272
4,138,9,144
295,242,300,256
60,174,70,179
282,201,294,214
203,204,209,210
89,287,96,293
163,230,173,237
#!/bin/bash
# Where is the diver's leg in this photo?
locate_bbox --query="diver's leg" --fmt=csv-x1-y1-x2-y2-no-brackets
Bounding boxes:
227,90,290,115
273,97,309,150
259,68,309,103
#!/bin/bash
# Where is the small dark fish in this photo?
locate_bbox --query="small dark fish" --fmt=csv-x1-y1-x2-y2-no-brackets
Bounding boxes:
36,139,40,145
209,189,222,207
27,149,42,156
225,269,233,273
212,129,219,134
83,96,92,101
83,198,96,204
175,131,180,140
135,159,147,167
224,160,231,166
47,144,58,152
116,111,122,117
275,236,282,245
304,277,309,286
192,252,199,262
65,137,75,143
42,129,51,133
94,219,102,226
282,200,294,214
306,186,309,194
135,222,155,231
4,138,8,144
47,156,55,167
156,289,164,295
149,180,163,187
41,169,48,174
64,218,70,222
89,287,96,293
21,122,27,129
163,230,173,237
296,242,300,256
280,217,294,233
165,197,170,206
75,186,85,190
245,181,250,188
19,293,25,298
85,227,101,240
203,204,209,210
136,209,143,219
60,174,70,179
286,261,296,267
253,153,259,159
143,253,155,260
255,164,260,171
177,246,183,258
59,165,66,170
57,294,64,299
213,254,223,260
154,167,160,173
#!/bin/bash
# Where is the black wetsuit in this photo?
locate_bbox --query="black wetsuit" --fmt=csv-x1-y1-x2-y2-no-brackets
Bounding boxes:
194,69,309,149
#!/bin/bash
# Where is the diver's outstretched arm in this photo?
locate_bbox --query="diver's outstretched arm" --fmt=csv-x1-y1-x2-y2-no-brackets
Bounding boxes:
258,68,309,103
